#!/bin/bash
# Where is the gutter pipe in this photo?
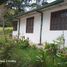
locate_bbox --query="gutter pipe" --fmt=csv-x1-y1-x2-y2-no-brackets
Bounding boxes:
36,11,43,45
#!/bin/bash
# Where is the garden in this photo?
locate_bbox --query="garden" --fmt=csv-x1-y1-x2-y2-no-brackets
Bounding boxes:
0,0,67,66
0,28,67,67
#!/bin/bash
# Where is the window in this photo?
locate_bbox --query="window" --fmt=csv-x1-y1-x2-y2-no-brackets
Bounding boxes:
12,21,17,31
26,17,34,33
50,9,67,30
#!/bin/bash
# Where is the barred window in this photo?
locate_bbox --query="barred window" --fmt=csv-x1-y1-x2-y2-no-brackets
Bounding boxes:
12,21,17,31
26,17,34,33
50,9,67,30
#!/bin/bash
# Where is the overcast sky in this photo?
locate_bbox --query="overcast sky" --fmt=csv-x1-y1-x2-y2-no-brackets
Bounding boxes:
32,0,56,3
47,0,55,3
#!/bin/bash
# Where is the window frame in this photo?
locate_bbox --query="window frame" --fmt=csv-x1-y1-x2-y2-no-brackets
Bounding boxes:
12,21,17,31
50,9,67,30
26,17,34,33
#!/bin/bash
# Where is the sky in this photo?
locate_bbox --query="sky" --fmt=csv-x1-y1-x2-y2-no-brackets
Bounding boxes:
25,0,56,11
32,0,56,3
47,0,56,3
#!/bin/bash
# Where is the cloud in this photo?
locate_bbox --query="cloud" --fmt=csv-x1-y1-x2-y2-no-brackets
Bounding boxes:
47,0,56,3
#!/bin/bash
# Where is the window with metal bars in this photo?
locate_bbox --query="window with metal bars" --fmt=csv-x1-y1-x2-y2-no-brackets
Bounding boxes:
50,9,67,30
12,21,17,31
26,17,34,33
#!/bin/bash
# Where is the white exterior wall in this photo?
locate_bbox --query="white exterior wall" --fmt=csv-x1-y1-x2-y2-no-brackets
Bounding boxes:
13,1,67,46
42,4,67,46
19,14,41,44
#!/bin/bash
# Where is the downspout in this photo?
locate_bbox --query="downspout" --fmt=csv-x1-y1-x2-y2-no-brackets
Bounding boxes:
17,18,20,39
36,11,43,45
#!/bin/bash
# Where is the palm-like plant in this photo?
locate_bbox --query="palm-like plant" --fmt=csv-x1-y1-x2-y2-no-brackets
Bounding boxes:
45,42,59,67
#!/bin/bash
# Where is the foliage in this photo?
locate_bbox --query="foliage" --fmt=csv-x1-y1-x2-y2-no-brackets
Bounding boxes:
0,27,13,37
44,35,67,67
53,34,65,49
0,34,67,67
0,0,8,5
0,36,40,67
17,38,29,49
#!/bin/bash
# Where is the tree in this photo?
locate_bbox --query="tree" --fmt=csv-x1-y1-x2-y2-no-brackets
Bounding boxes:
0,0,8,5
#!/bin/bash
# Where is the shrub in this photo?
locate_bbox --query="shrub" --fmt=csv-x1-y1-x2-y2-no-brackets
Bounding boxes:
0,35,67,67
18,39,29,49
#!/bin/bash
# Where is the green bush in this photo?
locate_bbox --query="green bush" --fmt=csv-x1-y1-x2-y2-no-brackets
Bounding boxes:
0,35,67,67
17,39,29,49
4,29,13,34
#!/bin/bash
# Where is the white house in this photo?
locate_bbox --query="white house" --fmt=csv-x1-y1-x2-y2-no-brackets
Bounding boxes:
12,0,67,46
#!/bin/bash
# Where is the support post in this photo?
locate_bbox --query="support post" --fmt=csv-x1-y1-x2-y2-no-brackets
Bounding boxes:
17,18,20,39
62,31,65,51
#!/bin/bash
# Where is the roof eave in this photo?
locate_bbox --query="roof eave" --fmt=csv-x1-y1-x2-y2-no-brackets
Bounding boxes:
12,0,64,20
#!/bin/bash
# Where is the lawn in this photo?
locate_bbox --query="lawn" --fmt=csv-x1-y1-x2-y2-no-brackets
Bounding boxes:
0,27,13,31
0,27,13,37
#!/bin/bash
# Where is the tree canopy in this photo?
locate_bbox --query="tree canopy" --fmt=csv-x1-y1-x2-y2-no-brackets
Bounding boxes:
1,0,48,27
0,0,8,5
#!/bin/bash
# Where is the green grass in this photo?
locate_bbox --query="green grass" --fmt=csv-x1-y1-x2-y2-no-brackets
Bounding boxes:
0,27,13,37
12,46,40,61
0,27,13,32
0,35,41,67
8,46,41,67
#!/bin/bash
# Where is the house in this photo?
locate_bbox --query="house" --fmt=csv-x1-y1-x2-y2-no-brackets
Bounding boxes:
12,0,67,46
